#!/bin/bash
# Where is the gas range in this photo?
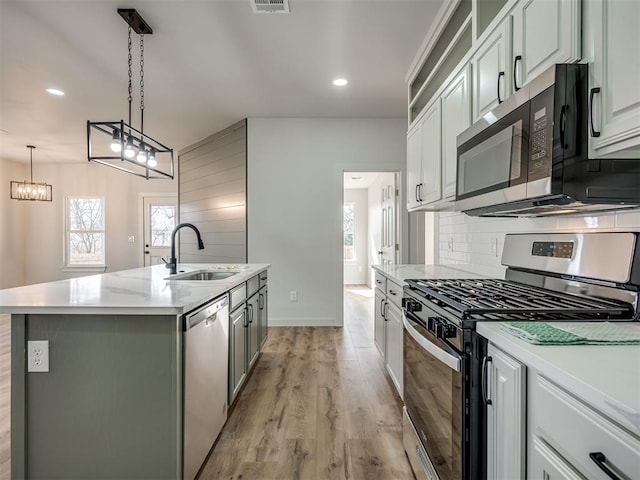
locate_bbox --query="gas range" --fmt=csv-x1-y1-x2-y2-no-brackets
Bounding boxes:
401,232,639,480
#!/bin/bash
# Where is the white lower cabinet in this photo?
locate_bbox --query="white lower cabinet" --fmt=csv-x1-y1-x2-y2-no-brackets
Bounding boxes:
374,287,386,357
384,299,403,398
486,343,526,480
532,436,586,480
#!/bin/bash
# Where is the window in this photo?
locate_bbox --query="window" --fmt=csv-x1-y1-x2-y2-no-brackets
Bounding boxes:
66,197,105,266
343,203,355,260
149,205,176,247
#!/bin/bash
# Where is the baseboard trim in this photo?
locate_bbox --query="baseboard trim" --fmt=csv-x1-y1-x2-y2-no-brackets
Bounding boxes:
269,317,339,327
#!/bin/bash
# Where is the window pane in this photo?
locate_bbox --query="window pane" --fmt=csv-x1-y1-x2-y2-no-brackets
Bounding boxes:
69,198,104,230
150,206,176,247
344,204,354,234
69,233,105,264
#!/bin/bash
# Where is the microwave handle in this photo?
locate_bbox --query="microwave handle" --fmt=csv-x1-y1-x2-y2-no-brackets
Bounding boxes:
513,56,522,92
497,71,505,104
590,87,601,138
402,312,461,371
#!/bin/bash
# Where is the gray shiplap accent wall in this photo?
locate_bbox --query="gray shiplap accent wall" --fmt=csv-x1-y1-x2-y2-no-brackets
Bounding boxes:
178,120,247,263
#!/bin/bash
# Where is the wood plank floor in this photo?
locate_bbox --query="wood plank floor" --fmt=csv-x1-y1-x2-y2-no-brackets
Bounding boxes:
201,286,414,480
0,287,414,479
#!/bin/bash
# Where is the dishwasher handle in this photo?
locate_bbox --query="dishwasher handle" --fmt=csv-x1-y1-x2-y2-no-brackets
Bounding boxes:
185,296,229,330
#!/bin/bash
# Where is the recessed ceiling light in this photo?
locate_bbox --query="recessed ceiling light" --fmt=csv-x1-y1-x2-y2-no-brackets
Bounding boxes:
333,78,348,87
351,176,362,180
46,88,65,96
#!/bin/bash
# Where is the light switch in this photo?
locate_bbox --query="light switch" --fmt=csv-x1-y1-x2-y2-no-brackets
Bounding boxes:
128,235,135,243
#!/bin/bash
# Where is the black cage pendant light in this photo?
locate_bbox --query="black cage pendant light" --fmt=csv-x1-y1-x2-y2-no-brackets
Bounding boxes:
10,145,53,201
87,9,174,180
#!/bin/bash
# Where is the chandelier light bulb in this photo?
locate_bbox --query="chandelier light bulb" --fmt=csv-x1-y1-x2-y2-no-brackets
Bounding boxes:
147,148,157,167
136,143,148,163
110,130,122,153
124,136,135,158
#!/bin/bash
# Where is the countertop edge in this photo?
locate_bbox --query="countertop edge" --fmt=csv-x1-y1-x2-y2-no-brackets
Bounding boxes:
477,322,640,438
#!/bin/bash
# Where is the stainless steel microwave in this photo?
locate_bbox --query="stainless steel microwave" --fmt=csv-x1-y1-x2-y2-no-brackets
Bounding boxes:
456,63,640,217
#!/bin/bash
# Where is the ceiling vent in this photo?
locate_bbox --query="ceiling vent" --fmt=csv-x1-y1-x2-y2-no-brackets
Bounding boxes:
251,0,290,14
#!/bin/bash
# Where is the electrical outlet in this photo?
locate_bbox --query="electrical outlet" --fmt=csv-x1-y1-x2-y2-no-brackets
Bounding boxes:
128,235,135,243
27,340,49,372
289,290,298,302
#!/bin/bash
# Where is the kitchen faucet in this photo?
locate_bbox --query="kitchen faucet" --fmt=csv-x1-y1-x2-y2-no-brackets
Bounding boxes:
166,223,205,274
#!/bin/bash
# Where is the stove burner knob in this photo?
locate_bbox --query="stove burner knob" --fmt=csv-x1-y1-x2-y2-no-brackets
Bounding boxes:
403,298,422,312
427,317,438,331
435,321,456,339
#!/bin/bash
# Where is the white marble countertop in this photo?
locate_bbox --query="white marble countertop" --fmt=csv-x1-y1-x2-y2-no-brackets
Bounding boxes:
478,321,640,437
372,263,487,285
0,263,270,316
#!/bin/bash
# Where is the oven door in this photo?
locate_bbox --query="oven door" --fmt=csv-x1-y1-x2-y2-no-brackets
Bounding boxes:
403,309,463,480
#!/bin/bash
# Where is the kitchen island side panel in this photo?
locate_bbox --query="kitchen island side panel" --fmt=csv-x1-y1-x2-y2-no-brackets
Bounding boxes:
12,313,181,479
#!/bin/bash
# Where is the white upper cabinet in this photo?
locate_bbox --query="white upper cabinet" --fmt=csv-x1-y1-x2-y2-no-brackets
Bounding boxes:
419,100,442,205
472,20,511,122
441,64,471,199
588,0,640,157
406,124,422,210
511,0,581,91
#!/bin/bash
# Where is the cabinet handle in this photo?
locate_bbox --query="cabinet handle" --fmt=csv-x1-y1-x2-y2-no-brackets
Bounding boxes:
589,452,622,480
418,183,423,202
380,298,386,317
389,290,397,296
560,105,567,149
243,309,248,328
590,87,601,138
415,184,420,203
249,304,254,323
497,71,505,103
513,55,522,92
259,293,264,310
384,301,389,321
481,355,492,405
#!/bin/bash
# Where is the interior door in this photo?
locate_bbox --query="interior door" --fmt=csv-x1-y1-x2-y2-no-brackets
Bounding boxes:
143,196,177,266
380,175,397,265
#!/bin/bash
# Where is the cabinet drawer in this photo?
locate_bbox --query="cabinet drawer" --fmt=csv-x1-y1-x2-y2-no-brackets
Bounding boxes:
229,283,246,311
535,375,640,479
374,271,386,291
532,436,585,480
247,274,260,297
258,270,268,288
386,280,403,308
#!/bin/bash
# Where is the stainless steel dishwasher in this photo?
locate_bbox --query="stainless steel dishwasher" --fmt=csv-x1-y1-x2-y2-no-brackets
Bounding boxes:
183,295,229,480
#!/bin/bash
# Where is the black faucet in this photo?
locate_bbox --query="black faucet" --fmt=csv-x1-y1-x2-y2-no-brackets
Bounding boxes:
166,223,205,274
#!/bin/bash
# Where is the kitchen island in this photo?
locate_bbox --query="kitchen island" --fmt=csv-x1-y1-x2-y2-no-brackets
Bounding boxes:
0,263,269,480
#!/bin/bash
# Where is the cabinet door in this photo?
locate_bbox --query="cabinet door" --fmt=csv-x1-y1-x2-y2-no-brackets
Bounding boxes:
374,288,386,358
407,124,422,210
247,295,260,368
229,307,247,404
531,436,586,480
384,301,403,399
486,344,526,480
473,20,511,122
258,287,268,347
441,64,471,200
512,0,581,90
590,0,640,156
419,100,442,205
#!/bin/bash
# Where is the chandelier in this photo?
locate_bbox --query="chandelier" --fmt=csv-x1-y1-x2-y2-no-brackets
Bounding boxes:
10,145,53,201
87,9,174,180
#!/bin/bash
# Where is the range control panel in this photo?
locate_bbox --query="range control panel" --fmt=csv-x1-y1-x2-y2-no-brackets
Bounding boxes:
532,241,574,259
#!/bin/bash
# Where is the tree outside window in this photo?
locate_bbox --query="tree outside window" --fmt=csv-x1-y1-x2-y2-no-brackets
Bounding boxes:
344,203,355,260
67,197,105,265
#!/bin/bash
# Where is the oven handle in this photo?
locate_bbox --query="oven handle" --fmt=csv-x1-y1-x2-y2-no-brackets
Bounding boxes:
403,313,461,372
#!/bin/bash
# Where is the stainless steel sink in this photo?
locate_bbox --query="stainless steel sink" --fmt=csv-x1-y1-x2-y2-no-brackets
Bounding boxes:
168,270,238,281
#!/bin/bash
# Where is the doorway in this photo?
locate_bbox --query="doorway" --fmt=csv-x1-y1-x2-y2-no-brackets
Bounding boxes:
141,195,178,266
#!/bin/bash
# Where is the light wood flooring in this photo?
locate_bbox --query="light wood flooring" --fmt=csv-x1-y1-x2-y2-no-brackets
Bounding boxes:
0,287,414,479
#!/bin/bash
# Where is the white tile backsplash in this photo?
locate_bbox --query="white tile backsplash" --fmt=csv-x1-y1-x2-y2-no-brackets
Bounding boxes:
436,208,640,277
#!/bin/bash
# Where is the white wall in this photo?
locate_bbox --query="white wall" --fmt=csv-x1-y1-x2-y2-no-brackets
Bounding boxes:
436,209,640,277
0,158,28,288
247,118,406,326
343,188,368,285
0,160,176,287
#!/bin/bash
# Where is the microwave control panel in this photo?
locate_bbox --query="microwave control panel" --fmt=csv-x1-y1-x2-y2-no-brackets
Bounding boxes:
528,87,554,181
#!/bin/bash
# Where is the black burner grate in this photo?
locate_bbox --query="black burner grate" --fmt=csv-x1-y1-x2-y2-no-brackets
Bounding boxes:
406,279,634,321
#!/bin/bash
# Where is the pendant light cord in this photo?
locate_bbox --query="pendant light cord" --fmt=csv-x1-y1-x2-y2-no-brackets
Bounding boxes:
28,145,35,182
140,34,145,137
127,25,133,131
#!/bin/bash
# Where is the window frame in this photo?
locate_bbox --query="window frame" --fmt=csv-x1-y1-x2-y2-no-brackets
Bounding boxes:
63,196,107,271
343,202,356,262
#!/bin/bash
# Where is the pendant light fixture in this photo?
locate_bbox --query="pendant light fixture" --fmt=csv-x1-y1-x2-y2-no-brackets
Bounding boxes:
10,145,53,201
87,8,173,180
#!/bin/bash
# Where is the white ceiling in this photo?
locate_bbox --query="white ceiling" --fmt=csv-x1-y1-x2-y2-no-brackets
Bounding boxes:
343,171,385,189
0,0,444,165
